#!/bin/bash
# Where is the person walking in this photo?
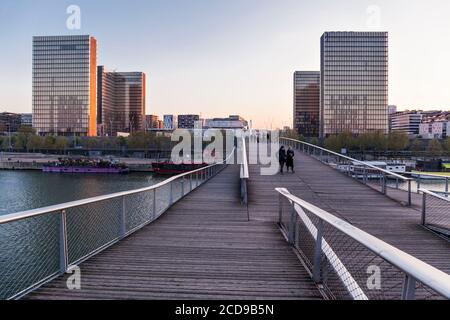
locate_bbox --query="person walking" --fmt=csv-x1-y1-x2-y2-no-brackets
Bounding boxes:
286,147,295,173
279,146,286,174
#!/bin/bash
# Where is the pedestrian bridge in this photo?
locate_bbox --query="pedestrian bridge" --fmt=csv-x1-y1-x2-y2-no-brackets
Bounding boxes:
1,138,449,300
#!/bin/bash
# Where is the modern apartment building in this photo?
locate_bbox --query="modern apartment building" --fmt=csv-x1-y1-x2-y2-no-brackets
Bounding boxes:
32,35,97,136
389,111,423,136
97,66,146,136
177,114,200,129
204,115,248,130
145,115,160,130
163,115,176,130
419,111,450,139
0,112,22,133
293,71,320,137
320,32,389,137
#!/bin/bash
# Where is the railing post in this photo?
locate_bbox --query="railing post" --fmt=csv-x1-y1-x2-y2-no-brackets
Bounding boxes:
446,178,449,194
288,203,297,246
153,188,156,219
408,179,412,207
417,175,421,194
189,173,193,192
120,196,126,239
59,209,68,274
364,168,368,184
278,193,283,225
313,218,324,283
169,181,173,205
401,274,416,300
421,193,427,226
382,173,387,195
181,176,185,197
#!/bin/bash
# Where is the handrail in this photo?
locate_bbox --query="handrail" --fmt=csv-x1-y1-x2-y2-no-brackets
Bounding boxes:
0,149,236,225
419,188,450,202
404,171,450,179
240,136,249,179
280,137,410,181
276,187,450,299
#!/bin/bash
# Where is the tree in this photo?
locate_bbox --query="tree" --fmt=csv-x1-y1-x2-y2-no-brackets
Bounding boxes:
128,131,152,149
387,132,409,152
444,138,450,153
409,138,423,153
54,136,68,152
117,136,128,148
282,129,300,140
43,135,56,149
426,140,443,158
310,137,319,146
15,126,37,151
27,135,43,151
324,135,340,152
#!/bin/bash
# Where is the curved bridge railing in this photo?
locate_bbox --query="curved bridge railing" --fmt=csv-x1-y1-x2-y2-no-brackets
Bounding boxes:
280,137,413,206
277,188,450,300
0,151,234,300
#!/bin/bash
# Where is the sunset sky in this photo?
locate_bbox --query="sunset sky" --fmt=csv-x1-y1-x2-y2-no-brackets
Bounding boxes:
1,0,450,129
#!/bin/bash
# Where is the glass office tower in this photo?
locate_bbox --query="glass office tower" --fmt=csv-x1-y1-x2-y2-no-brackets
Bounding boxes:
293,71,320,137
97,67,146,136
32,35,97,136
320,32,388,138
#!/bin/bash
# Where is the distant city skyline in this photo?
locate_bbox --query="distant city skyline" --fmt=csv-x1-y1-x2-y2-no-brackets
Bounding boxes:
1,0,450,129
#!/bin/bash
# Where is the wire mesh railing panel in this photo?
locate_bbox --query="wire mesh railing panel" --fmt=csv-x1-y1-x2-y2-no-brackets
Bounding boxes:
294,207,320,270
278,196,293,235
155,183,171,217
66,198,122,264
0,212,60,299
416,280,446,300
125,190,154,232
172,178,184,203
424,193,450,232
319,219,405,300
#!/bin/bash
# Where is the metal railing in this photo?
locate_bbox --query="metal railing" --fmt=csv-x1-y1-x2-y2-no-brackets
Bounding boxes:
420,188,450,236
240,136,249,205
280,137,413,206
404,172,450,194
0,151,234,300
276,188,450,300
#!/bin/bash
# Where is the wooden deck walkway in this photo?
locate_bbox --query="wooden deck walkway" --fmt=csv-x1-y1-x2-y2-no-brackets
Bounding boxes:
248,151,450,275
26,165,322,300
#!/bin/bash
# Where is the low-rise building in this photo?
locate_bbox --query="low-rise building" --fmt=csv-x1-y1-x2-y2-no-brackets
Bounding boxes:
0,112,22,134
163,115,176,130
145,115,160,130
389,110,423,136
204,115,248,130
177,114,200,129
419,111,450,139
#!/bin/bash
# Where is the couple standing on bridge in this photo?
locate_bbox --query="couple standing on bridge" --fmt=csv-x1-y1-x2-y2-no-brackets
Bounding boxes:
278,146,295,174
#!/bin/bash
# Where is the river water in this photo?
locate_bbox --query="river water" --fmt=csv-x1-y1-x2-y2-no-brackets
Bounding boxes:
0,171,166,216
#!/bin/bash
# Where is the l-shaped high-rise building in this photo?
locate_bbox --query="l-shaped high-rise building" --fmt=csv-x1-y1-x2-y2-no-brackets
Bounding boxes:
320,32,389,138
97,66,146,136
32,35,98,136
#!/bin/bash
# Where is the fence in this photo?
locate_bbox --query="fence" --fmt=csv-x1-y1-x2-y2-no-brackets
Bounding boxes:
280,137,413,206
277,188,450,300
420,189,450,236
0,152,233,300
